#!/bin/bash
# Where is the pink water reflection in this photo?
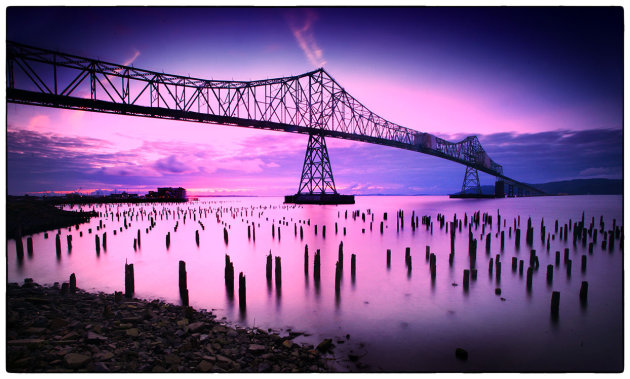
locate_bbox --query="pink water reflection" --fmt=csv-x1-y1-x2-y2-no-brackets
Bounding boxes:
7,195,623,372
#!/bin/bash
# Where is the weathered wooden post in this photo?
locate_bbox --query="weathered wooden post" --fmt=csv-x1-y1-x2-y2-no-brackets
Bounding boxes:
266,252,273,281
26,237,33,256
300,226,304,240
551,291,560,318
387,249,391,268
125,262,135,298
511,257,517,272
322,225,326,238
223,227,229,245
69,273,76,293
195,230,200,246
95,234,101,254
314,250,321,281
55,233,62,256
546,264,554,284
581,255,587,272
304,245,309,274
179,260,189,306
555,251,560,266
579,281,588,304
526,267,533,292
351,254,356,281
239,272,246,310
225,255,234,295
335,261,342,293
519,260,524,276
566,259,572,277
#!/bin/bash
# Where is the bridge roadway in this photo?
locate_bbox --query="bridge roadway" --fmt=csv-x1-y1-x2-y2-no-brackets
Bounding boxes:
6,41,544,195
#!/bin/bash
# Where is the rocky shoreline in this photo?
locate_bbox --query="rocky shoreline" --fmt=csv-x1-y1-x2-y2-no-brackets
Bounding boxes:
6,280,334,373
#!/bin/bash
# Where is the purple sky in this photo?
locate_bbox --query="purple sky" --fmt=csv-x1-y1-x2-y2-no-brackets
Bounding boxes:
6,7,623,196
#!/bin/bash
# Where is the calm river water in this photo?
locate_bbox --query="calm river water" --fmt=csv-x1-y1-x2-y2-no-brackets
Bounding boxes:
7,195,623,372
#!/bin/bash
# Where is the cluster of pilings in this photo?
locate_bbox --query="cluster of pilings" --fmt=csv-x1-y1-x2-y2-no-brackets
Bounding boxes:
10,200,623,327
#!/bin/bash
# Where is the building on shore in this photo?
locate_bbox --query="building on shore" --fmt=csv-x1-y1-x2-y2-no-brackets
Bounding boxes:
146,187,187,200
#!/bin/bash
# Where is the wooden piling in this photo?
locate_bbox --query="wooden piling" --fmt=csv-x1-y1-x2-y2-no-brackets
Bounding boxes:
239,272,246,310
179,260,188,306
546,264,553,284
56,234,61,256
581,255,587,272
579,281,588,303
195,230,200,246
69,273,76,293
351,254,356,279
335,261,341,293
275,256,282,288
519,260,524,275
26,237,33,256
124,263,134,298
95,235,101,254
387,249,391,268
224,255,234,294
526,267,533,291
551,291,560,317
314,250,321,281
566,259,572,277
512,257,517,272
266,252,273,280
304,245,309,274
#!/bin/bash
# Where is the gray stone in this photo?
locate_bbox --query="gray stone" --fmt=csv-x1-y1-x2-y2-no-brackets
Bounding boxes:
64,353,91,368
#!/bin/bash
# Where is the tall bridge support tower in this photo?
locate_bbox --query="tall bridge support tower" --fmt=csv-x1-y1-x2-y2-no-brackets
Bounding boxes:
461,166,482,195
285,133,355,204
495,180,505,198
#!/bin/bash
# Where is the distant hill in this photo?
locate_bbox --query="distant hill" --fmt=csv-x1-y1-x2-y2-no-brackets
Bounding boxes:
531,178,623,195
473,178,623,196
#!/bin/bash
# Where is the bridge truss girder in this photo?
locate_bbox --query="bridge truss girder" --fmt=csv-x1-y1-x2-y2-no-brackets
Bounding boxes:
5,41,545,196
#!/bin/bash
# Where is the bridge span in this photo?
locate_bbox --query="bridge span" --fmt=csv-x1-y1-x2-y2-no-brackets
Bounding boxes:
6,41,544,202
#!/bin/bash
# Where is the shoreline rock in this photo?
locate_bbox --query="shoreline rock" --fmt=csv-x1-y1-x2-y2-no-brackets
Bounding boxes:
7,281,332,373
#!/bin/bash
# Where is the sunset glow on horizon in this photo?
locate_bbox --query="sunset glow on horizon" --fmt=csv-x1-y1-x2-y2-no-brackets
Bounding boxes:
6,7,623,196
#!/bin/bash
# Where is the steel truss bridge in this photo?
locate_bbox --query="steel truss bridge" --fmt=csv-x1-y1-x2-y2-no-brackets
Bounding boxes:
6,41,544,198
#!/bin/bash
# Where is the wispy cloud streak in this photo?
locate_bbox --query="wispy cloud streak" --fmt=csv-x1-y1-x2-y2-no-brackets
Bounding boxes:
286,10,326,68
